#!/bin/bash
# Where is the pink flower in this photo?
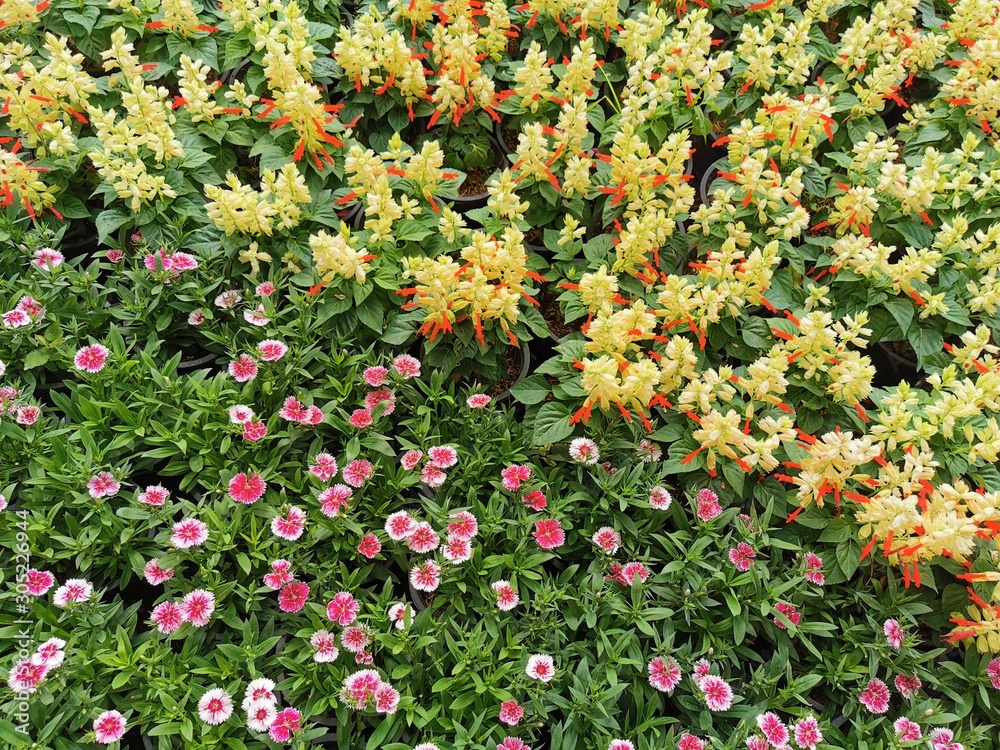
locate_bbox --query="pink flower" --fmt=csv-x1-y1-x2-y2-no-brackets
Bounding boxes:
365,388,396,416
150,601,184,633
698,674,733,711
278,581,310,612
695,488,722,521
188,309,205,325
310,453,338,482
256,281,276,296
215,290,241,309
300,405,324,425
410,560,441,592
648,485,672,510
804,552,825,585
728,542,756,572
33,638,66,667
229,404,254,424
421,463,447,487
499,699,524,725
228,472,267,504
245,699,277,733
522,490,547,511
883,618,905,649
244,677,277,705
349,409,373,428
15,406,40,425
23,569,56,596
87,471,120,499
343,459,374,487
74,344,110,373
243,420,268,441
136,485,168,508
388,603,412,629
93,710,126,744
392,354,421,378
638,439,662,460
677,735,706,750
894,674,922,698
614,561,650,585
859,678,890,713
228,354,259,382
568,437,600,464
406,522,440,553
34,247,64,270
318,484,353,517
756,712,789,747
363,366,388,387
988,657,1000,689
181,589,216,626
647,656,682,692
340,669,383,709
428,445,458,468
8,660,49,693
693,659,711,680
263,559,294,590
269,707,302,743
533,518,565,550
773,601,800,629
341,626,371,653
792,715,823,750
448,511,478,540
746,738,769,750
327,591,360,626
498,739,530,750
170,252,198,271
2,309,31,328
400,450,423,470
442,535,472,564
271,506,307,541
374,684,400,714
492,580,519,611
258,339,288,361
16,295,42,316
244,306,270,326
385,511,416,540
143,559,174,585
279,397,307,421
525,654,555,682
358,533,382,558
893,717,921,741
467,393,491,408
311,630,339,662
609,742,635,750
501,464,531,491
198,688,234,725
929,728,957,749
171,518,208,549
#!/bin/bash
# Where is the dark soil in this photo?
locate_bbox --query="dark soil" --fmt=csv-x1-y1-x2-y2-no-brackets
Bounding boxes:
821,17,841,44
501,125,520,152
540,289,575,339
486,345,523,397
712,117,728,139
506,35,520,56
525,226,543,246
459,166,490,197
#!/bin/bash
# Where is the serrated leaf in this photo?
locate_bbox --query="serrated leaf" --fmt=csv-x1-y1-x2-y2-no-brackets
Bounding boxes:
531,402,575,446
511,374,550,405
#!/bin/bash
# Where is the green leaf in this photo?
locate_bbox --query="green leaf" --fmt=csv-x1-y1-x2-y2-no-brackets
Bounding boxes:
22,349,52,370
96,209,132,244
893,221,934,248
885,298,914,335
511,374,550,405
531,402,575,446
908,327,942,361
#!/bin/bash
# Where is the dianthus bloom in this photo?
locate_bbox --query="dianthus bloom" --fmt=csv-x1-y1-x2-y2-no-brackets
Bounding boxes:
522,490,547,511
264,559,294,590
229,404,254,424
392,354,421,378
612,561,650,585
258,339,288,361
385,510,416,540
400,450,423,470
533,518,566,550
883,618,905,649
988,657,1000,689
421,463,447,487
171,518,209,549
677,735,705,750
150,601,183,633
327,591,360,626
310,453,338,482
698,675,733,711
16,406,40,425
442,535,473,564
695,489,722,521
448,511,478,540
648,656,682,692
410,560,441,592
74,344,110,374
407,522,440,553
467,393,491,408
498,739,531,750
181,589,216,626
492,580,519,611
269,707,302,742
388,602,411,629
859,678,890,713
93,710,126,744
637,439,662,461
499,699,524,726
349,409,373,429
271,506,307,540
138,485,169,507
341,626,371,653
428,445,458,468
893,717,921,741
757,712,789,747
365,388,396,416
246,699,277,733
526,654,555,682
143,559,174,585
87,471,120,499
728,542,756,572
501,464,532,491
929,728,957,749
773,601,801,629
318,485,352,517
648,486,672,510
243,420,267,441
311,630,340,662
343,459,374,487
895,674,922,698
804,552,825,585
198,688,234,725
793,715,823,749
23,569,56,596
278,581,310,612
229,472,267,504
228,354,259,382
34,247,64,269
593,527,621,554
568,437,600,464
256,281,276,296
363,366,388,386
358,533,382,558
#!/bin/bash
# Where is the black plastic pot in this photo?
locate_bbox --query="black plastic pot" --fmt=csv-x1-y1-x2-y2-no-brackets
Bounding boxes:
491,342,531,402
440,132,510,211
699,157,729,206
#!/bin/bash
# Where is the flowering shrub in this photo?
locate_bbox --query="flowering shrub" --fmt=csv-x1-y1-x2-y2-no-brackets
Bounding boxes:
3,1,1000,749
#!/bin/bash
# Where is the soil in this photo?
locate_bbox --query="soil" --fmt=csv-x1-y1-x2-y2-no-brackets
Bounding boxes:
459,166,490,197
525,226,543,246
539,289,575,339
486,345,523,397
821,17,841,44
506,35,520,56
501,125,520,152
712,117,728,139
